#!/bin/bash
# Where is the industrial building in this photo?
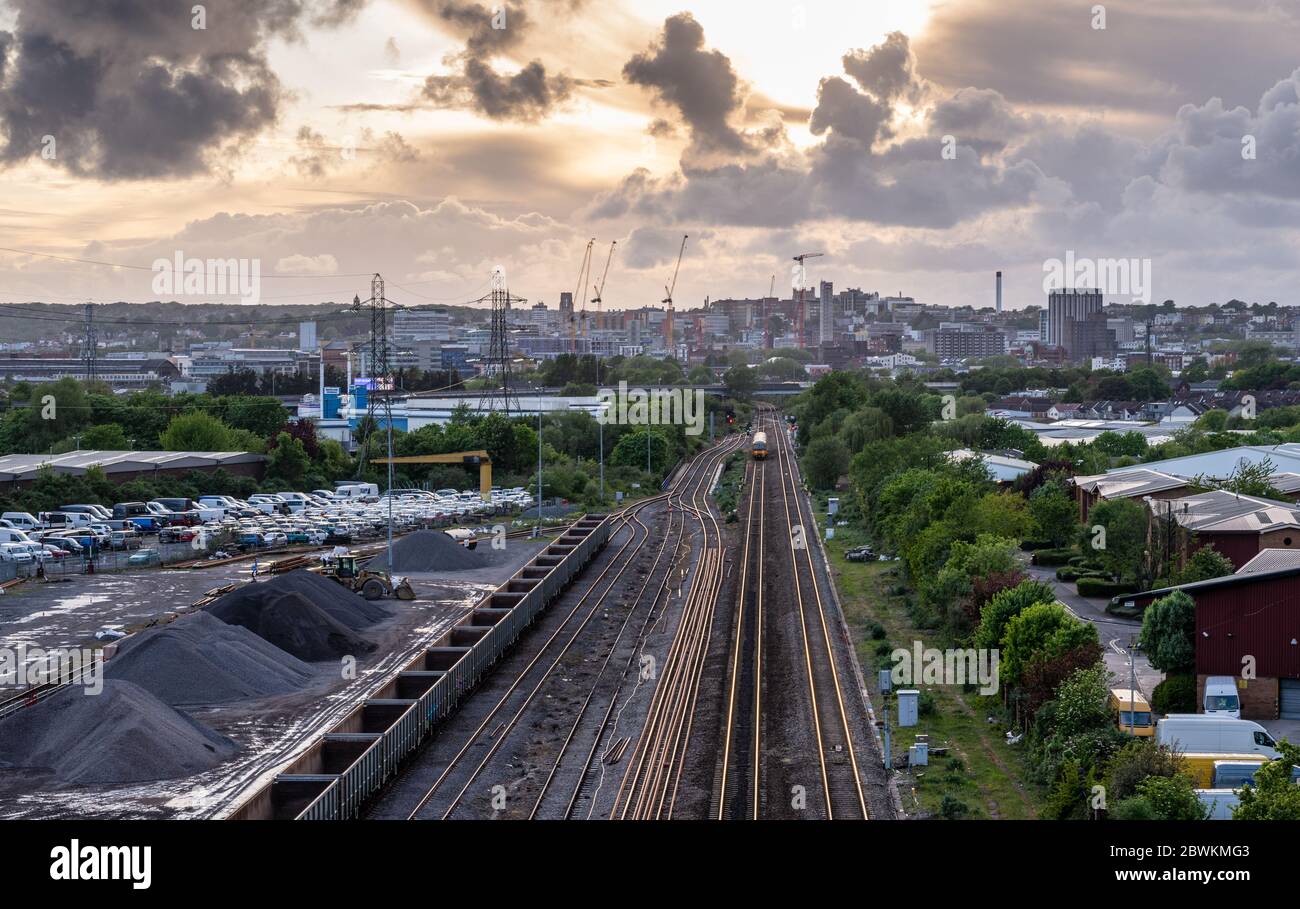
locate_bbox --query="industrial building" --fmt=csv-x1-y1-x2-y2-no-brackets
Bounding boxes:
1119,567,1300,720
0,449,266,488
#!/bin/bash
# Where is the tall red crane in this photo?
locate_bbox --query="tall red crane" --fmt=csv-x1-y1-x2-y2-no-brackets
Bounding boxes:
792,251,824,350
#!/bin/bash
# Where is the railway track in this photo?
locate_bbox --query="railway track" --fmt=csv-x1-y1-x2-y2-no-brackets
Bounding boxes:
714,413,868,819
611,438,739,819
716,430,765,818
396,437,740,820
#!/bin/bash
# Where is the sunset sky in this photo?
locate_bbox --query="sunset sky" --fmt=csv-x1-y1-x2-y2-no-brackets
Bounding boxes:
3,0,1300,312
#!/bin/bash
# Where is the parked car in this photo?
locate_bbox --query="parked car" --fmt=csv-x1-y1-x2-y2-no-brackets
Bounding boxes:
127,549,160,567
0,542,34,564
108,530,142,551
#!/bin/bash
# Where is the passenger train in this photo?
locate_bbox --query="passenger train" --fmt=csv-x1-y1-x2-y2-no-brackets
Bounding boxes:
751,431,768,460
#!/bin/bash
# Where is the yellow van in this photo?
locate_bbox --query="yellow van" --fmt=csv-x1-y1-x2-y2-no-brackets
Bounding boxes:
1179,753,1267,788
1110,688,1155,737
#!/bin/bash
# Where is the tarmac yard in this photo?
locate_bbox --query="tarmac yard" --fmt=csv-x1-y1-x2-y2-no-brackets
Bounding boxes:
0,536,547,819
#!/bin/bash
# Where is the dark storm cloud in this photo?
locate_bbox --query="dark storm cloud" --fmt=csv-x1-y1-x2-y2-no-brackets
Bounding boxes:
809,31,922,146
424,58,574,122
416,0,578,121
623,13,754,155
809,76,891,144
0,0,359,180
596,31,1042,231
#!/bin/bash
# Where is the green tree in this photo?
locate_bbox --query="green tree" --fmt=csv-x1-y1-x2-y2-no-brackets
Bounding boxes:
804,436,849,490
1002,602,1099,687
79,423,131,450
1105,741,1186,803
723,364,757,400
1085,498,1147,583
839,407,894,450
1138,590,1196,675
159,411,232,451
1235,741,1300,819
1029,480,1078,547
1169,545,1234,586
266,432,310,485
1114,774,1207,821
610,428,674,477
974,579,1057,650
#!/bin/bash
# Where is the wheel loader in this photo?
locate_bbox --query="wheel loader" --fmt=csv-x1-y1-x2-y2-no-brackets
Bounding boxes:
320,554,415,600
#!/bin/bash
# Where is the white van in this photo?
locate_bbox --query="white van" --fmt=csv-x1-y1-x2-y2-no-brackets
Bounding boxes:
0,512,40,532
1157,715,1280,759
1203,676,1242,719
335,483,379,501
38,511,93,530
0,528,35,545
274,492,312,512
1196,789,1240,820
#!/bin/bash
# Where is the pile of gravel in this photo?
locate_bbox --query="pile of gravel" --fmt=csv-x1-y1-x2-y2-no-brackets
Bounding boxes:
207,571,385,661
0,680,238,785
384,530,487,572
105,611,316,707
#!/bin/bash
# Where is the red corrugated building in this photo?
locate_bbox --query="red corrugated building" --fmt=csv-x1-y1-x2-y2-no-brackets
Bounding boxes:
1116,567,1300,721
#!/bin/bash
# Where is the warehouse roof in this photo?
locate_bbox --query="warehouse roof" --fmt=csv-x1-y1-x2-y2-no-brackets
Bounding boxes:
0,450,264,481
1237,549,1300,575
948,449,1037,482
1108,444,1300,479
1073,468,1189,499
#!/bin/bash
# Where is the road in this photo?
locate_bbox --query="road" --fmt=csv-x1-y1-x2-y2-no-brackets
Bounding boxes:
1025,566,1162,697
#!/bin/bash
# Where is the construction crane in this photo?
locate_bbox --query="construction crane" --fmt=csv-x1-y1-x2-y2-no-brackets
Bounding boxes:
591,240,616,314
370,450,493,501
792,251,824,350
569,238,595,353
662,234,688,352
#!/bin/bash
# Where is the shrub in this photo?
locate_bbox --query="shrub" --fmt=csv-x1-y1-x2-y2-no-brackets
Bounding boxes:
1151,674,1197,714
1076,577,1139,598
1032,548,1074,566
939,794,972,820
867,621,887,640
918,689,937,716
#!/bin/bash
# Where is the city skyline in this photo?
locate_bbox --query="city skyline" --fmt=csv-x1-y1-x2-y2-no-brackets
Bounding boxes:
3,0,1300,312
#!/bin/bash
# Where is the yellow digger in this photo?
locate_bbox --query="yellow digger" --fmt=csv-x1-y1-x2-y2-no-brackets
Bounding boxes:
320,555,415,601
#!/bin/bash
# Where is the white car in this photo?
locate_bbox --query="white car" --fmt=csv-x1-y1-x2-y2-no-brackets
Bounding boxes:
0,542,34,564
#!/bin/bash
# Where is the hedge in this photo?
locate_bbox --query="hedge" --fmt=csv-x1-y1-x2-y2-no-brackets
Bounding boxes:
1076,576,1140,598
1056,567,1109,582
1031,548,1074,566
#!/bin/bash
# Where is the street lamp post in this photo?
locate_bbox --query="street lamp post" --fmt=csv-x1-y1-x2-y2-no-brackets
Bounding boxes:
535,405,543,538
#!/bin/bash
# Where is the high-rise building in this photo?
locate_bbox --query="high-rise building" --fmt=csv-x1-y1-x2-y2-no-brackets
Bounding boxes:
934,326,1008,360
393,308,451,342
1047,288,1113,361
819,280,834,345
298,321,317,351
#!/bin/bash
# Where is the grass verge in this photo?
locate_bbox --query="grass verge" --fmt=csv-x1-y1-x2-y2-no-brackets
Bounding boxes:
825,534,1043,820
